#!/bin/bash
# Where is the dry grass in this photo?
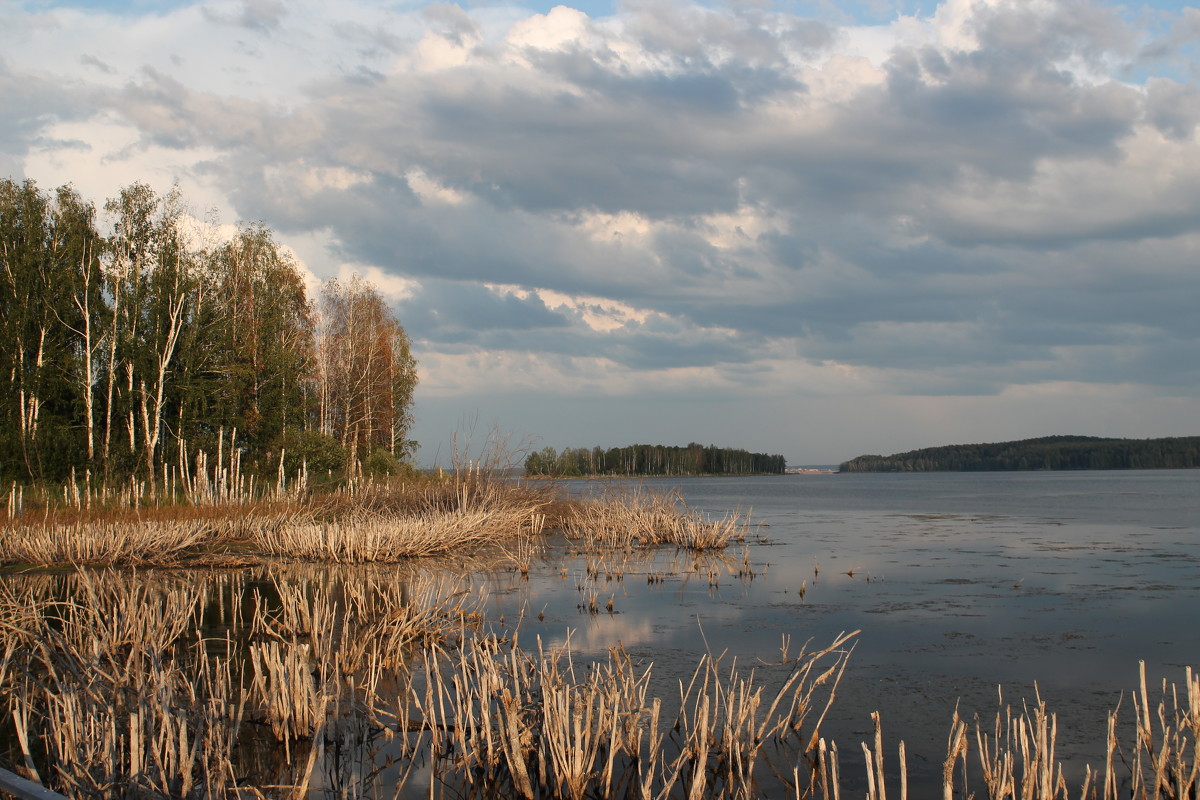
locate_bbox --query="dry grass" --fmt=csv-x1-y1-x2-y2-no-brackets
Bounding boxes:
0,566,856,799
0,456,575,566
389,627,859,800
3,566,1200,799
561,486,750,551
250,506,546,561
0,572,243,798
932,663,1200,800
0,470,747,567
0,567,492,798
253,569,486,672
0,519,217,565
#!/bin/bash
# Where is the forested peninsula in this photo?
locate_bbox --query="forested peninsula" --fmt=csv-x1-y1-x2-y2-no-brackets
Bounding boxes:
839,435,1200,473
524,444,787,477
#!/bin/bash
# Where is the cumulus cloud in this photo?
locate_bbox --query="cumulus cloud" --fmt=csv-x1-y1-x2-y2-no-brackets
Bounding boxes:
4,0,1200,460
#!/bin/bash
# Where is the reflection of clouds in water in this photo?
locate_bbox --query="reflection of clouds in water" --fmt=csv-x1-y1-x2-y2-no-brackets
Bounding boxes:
540,615,661,654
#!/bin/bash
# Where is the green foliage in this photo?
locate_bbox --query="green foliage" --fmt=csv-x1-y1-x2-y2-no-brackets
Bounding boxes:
0,178,418,488
0,179,104,481
839,435,1200,472
278,430,347,477
363,447,401,477
180,223,315,455
525,443,787,477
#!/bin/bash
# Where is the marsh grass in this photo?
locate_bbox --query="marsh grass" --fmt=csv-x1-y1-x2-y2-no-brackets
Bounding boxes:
0,572,243,798
252,571,486,672
935,663,1200,800
2,566,1200,799
0,519,218,566
389,627,860,800
562,487,750,551
1,468,745,568
250,506,546,562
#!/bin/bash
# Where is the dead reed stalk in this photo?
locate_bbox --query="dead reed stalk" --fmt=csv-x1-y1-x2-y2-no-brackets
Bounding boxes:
939,663,1200,800
391,627,859,800
5,565,1199,800
0,519,214,565
251,506,547,561
562,487,750,551
0,572,245,798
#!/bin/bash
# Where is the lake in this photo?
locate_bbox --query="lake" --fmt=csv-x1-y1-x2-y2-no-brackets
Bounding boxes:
490,469,1200,794
7,469,1198,797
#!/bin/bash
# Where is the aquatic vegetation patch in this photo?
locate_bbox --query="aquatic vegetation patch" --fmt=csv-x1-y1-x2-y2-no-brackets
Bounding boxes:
561,487,750,551
2,563,1198,798
0,519,217,566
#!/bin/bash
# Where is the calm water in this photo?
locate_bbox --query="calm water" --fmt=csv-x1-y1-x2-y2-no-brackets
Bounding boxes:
12,470,1197,796
492,470,1200,793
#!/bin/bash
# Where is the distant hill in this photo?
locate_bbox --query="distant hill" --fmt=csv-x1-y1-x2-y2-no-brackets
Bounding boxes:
839,435,1200,473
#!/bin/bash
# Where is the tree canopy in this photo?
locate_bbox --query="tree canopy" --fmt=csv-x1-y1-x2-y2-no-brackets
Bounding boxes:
839,435,1200,473
0,178,417,485
524,443,786,477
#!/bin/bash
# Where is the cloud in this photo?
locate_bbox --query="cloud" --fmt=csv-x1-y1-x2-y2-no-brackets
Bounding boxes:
201,0,288,33
5,0,1200,461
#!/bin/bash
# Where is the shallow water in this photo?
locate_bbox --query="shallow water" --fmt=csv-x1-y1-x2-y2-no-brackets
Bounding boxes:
7,470,1199,797
501,470,1200,793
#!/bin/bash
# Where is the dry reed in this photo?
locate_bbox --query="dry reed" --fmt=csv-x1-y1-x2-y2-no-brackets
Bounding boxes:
0,519,215,565
250,506,547,561
562,487,750,551
0,572,244,798
382,628,860,800
2,451,744,570
932,662,1200,800
3,564,1198,800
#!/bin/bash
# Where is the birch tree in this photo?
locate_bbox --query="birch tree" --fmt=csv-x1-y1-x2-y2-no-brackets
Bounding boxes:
102,183,194,479
0,180,101,480
53,186,106,466
183,223,314,455
317,276,417,463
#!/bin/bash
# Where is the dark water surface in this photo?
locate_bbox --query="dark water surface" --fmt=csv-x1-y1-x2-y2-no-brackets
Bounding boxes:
495,470,1200,793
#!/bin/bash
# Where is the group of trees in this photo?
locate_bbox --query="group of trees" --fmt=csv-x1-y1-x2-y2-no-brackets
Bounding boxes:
524,443,787,477
0,178,417,485
839,435,1200,472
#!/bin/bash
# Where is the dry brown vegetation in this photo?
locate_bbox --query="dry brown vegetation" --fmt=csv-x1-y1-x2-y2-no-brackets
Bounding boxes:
0,463,754,567
560,487,750,550
0,567,861,799
0,567,1198,799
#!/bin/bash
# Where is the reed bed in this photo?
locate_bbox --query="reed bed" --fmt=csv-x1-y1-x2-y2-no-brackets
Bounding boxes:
2,430,299,521
931,663,1200,800
0,459,568,566
2,450,746,568
253,571,487,672
3,566,1198,799
384,628,859,800
0,519,217,565
250,506,547,561
562,487,750,551
0,568,492,798
0,572,243,798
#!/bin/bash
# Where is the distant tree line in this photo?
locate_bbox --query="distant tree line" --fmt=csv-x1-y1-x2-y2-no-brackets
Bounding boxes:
524,443,787,477
0,178,417,485
839,435,1200,473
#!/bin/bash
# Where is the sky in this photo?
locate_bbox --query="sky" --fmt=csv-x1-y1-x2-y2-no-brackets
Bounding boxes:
3,0,1200,466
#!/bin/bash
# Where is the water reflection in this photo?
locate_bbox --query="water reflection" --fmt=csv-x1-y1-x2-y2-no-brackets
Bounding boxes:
2,471,1198,797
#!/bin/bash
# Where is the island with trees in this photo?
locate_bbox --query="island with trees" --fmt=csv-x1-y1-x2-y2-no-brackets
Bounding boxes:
839,435,1200,472
524,443,787,477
